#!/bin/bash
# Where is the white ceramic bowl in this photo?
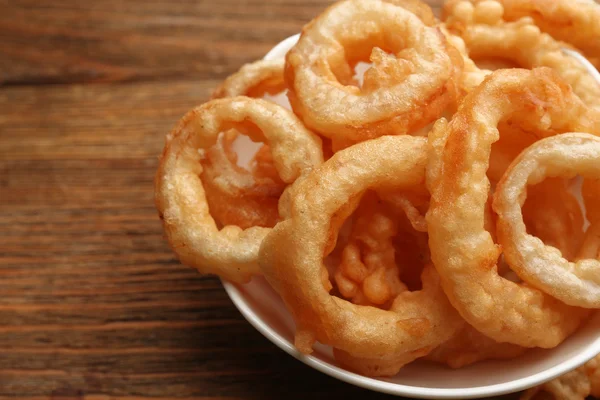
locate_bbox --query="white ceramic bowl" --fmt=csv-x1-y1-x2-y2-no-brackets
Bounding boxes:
222,35,600,399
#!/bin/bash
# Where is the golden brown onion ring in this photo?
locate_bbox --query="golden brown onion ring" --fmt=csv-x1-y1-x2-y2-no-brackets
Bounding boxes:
430,176,591,368
260,135,462,377
155,96,322,283
443,0,600,109
494,133,600,308
430,177,587,368
490,0,600,69
206,59,288,228
441,12,592,185
426,69,596,347
285,0,461,143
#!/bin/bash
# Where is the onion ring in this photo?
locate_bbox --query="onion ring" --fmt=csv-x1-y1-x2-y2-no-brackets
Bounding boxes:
494,133,600,308
429,177,585,368
441,6,595,184
206,60,288,228
441,7,596,186
212,59,285,99
155,96,323,283
259,135,462,377
426,68,596,347
285,0,461,142
443,0,600,109
490,0,600,69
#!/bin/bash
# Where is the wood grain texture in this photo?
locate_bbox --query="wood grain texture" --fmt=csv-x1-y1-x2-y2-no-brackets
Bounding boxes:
0,0,443,86
0,0,517,399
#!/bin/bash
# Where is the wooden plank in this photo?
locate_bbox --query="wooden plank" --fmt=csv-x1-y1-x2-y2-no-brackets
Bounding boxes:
0,79,215,161
0,0,443,85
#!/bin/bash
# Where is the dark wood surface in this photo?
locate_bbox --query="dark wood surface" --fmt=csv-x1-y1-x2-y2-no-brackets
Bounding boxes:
0,1,518,399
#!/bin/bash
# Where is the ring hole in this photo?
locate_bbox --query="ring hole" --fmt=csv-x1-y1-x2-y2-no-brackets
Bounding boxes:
200,131,284,230
329,30,409,89
325,191,428,309
263,91,291,111
522,177,586,262
393,209,426,292
489,122,540,183
230,133,263,168
353,61,372,88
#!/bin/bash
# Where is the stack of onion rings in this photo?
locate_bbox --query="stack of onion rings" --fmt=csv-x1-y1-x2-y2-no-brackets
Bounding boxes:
155,0,600,383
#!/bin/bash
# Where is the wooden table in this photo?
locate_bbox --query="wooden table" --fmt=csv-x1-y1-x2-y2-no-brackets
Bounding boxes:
0,1,518,398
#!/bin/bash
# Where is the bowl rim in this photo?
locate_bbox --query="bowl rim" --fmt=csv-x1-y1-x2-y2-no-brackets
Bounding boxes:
222,34,600,399
224,279,600,399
